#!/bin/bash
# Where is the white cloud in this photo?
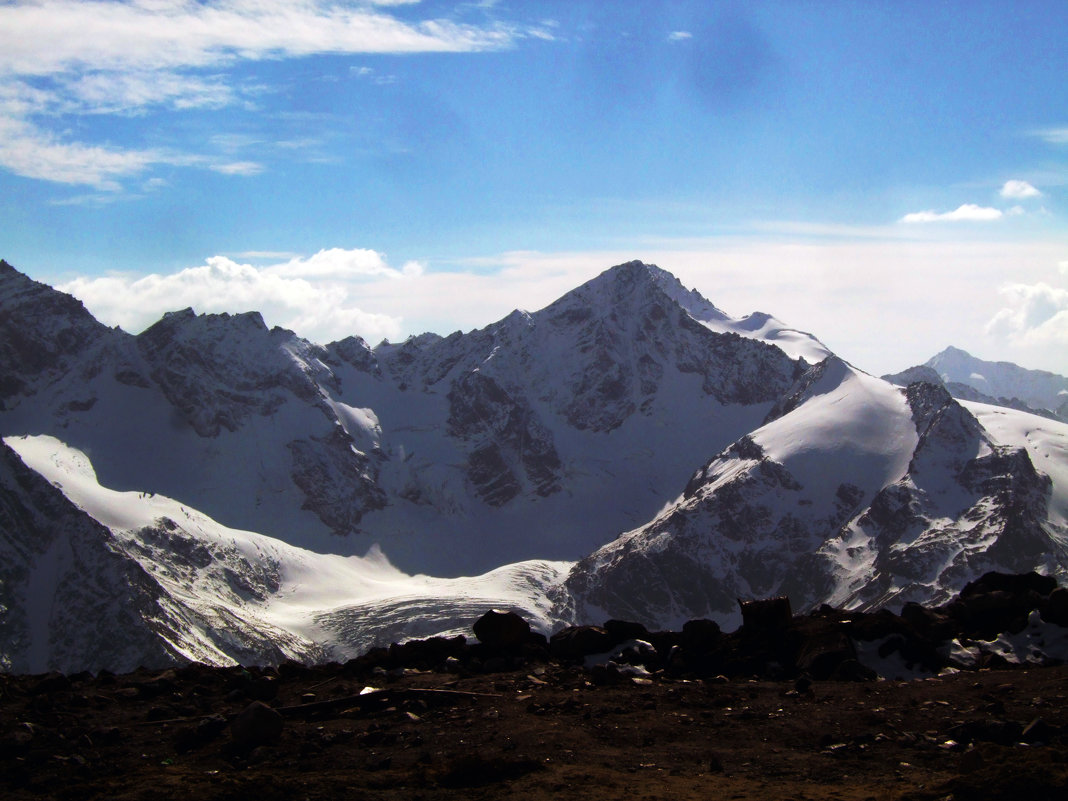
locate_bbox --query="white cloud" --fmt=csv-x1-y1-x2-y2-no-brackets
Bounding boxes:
899,204,1004,223
986,282,1068,347
56,248,424,345
1000,179,1042,199
0,1,515,78
0,0,521,190
668,31,693,41
269,247,424,279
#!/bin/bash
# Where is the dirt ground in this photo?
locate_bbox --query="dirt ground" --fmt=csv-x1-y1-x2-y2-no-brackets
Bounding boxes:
3,658,1067,801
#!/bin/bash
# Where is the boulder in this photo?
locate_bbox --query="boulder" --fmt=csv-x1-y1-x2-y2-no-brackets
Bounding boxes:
1041,587,1068,627
681,619,722,652
549,626,613,659
739,597,792,630
230,701,284,750
472,610,530,649
603,619,651,645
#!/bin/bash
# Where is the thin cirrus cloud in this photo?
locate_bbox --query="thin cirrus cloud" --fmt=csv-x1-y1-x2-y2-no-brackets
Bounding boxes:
899,204,1004,224
0,1,519,190
1035,128,1068,145
210,161,265,176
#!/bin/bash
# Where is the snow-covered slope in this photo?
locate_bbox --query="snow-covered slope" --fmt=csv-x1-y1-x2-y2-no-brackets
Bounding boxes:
2,434,571,671
560,360,1068,631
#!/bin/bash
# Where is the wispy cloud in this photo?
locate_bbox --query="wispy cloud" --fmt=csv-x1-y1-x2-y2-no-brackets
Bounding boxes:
0,1,515,77
1034,127,1068,145
667,31,693,42
0,0,522,191
0,115,167,190
1000,179,1042,199
899,204,1004,223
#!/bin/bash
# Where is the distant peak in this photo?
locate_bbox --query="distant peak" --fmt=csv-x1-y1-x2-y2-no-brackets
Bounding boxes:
934,345,973,359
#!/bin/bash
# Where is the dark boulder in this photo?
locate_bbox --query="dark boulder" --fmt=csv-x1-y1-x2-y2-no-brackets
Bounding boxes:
1041,587,1068,627
549,626,613,660
681,619,722,652
603,619,651,645
230,701,284,750
739,597,792,630
794,620,860,680
472,610,530,649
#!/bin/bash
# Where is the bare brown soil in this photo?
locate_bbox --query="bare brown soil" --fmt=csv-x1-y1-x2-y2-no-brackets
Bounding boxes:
3,660,1067,801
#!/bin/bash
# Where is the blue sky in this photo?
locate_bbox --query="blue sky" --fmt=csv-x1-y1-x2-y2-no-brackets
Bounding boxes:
1,0,1066,376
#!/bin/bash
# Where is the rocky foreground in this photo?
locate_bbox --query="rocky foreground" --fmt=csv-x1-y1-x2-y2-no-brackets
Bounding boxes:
4,572,1068,800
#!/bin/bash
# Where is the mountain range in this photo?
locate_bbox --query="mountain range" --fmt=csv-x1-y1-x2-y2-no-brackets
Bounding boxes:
2,258,1066,673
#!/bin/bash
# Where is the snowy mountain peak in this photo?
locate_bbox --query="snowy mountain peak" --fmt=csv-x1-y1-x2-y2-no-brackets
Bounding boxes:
558,260,730,325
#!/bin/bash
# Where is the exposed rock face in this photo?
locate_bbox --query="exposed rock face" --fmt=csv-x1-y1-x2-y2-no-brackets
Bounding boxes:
287,427,387,535
534,261,804,431
136,308,334,437
447,370,561,505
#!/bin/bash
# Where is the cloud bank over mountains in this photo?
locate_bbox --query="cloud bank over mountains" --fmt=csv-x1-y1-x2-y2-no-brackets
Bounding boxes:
55,237,1068,377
